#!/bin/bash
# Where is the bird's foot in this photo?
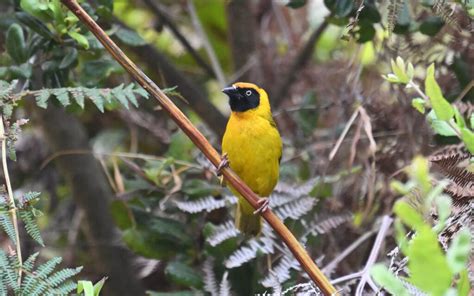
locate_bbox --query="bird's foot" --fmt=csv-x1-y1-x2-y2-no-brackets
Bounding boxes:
216,153,229,176
216,153,229,185
253,198,270,214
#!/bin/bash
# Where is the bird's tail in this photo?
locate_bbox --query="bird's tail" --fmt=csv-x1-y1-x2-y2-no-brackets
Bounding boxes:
235,198,261,236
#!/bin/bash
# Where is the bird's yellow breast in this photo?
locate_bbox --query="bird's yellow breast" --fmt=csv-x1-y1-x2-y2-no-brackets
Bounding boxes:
222,112,282,197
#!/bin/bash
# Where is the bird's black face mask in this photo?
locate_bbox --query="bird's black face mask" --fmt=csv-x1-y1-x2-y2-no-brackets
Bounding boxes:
222,86,260,112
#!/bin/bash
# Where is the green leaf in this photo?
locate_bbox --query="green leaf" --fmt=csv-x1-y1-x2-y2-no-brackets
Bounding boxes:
419,16,444,36
470,113,474,129
35,89,51,109
461,128,474,154
16,12,54,39
9,63,32,79
110,200,135,230
20,0,50,21
93,277,107,296
411,98,426,114
393,201,425,231
447,229,471,274
114,27,146,46
285,0,307,9
6,24,28,64
59,48,78,69
165,261,203,288
453,106,466,128
390,57,409,83
68,31,90,49
458,269,471,296
371,264,409,296
425,64,454,121
77,280,94,296
53,88,70,106
428,110,457,136
407,225,452,295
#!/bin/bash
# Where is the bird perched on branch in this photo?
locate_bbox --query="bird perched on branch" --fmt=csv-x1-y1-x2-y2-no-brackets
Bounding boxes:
218,82,282,235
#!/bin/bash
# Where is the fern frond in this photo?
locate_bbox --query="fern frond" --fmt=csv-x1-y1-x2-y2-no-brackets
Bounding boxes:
27,83,148,112
0,250,19,292
387,0,403,33
261,255,300,287
433,0,460,30
219,272,231,296
275,197,316,220
19,209,44,246
206,221,240,247
0,213,17,245
19,191,41,208
51,281,78,295
304,214,353,237
174,195,237,214
202,258,218,296
22,252,40,272
21,257,62,295
225,237,274,268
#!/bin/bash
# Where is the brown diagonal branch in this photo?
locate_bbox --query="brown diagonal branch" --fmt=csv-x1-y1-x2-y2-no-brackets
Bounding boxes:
272,21,329,107
60,1,337,294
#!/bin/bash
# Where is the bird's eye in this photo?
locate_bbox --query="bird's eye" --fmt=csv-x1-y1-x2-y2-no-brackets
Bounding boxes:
245,90,252,96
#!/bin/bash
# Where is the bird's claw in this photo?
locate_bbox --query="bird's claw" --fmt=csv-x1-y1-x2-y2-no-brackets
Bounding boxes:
216,153,229,176
253,198,270,214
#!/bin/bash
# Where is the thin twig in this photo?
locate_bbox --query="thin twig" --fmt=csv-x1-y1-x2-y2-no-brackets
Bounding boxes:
322,229,377,274
355,215,393,296
272,21,329,106
0,116,22,283
140,0,215,78
329,106,360,161
186,0,226,86
60,1,337,294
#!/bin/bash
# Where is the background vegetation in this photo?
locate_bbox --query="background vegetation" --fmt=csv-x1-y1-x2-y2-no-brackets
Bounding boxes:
0,0,473,295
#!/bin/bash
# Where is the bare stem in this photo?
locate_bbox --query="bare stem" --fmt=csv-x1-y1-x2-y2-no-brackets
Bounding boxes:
186,0,226,86
0,116,22,283
60,0,337,294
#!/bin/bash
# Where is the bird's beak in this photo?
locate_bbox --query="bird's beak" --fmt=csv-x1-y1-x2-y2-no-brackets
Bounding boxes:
222,86,239,97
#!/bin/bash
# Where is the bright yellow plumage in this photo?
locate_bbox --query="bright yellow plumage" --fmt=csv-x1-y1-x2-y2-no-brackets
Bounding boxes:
221,82,282,235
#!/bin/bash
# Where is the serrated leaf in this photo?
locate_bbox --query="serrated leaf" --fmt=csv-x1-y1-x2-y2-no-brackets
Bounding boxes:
371,264,409,296
407,225,452,295
123,83,138,107
111,84,129,109
53,88,70,106
446,229,471,274
133,86,149,98
6,23,28,64
35,89,51,109
84,89,104,112
425,64,454,121
71,89,85,109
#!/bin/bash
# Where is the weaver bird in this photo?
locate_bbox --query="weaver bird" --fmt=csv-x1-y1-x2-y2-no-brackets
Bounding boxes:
219,82,282,235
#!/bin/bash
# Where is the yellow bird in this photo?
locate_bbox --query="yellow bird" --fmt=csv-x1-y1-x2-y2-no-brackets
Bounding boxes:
219,82,282,235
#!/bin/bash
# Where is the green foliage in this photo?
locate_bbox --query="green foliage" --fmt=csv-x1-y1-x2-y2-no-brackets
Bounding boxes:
77,277,107,296
372,156,471,295
384,57,474,154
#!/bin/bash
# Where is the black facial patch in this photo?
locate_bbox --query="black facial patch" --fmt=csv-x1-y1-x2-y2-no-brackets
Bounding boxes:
227,88,260,112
